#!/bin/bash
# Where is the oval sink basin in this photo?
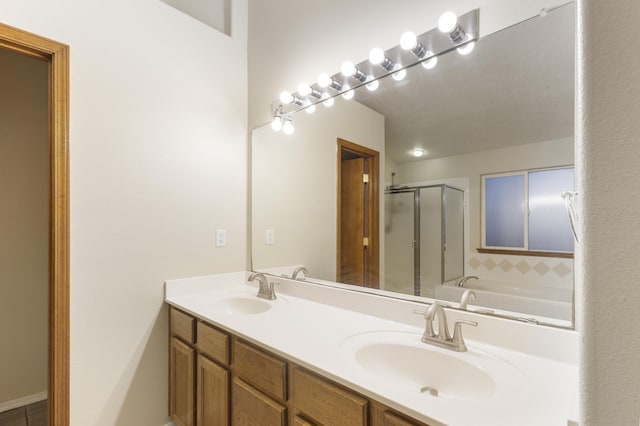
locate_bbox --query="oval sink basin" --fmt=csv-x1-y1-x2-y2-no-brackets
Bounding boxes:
355,342,495,399
210,296,272,315
340,331,520,401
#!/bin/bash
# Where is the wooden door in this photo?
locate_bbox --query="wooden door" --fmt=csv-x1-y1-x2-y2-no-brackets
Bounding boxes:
337,139,379,288
340,157,366,285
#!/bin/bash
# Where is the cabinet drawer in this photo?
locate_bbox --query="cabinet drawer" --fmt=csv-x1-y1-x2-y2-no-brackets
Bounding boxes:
197,321,229,365
171,307,195,344
292,367,368,426
232,378,286,426
233,339,287,401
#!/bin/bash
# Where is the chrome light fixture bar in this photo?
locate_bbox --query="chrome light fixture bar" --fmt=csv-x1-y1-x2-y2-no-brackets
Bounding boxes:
271,9,479,132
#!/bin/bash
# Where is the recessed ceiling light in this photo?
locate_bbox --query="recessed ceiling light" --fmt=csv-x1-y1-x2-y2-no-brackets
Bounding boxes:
411,148,425,158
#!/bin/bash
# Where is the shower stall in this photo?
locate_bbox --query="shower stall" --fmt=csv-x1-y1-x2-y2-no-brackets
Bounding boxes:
384,184,464,297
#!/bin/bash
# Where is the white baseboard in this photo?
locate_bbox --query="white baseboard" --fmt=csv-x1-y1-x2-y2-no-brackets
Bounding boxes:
0,391,47,413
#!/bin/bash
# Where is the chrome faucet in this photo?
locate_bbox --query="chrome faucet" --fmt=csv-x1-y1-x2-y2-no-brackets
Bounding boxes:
415,302,477,352
459,289,476,310
248,272,277,300
456,275,478,288
290,266,308,281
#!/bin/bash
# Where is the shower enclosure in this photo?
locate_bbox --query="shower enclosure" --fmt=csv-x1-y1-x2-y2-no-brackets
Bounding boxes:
384,184,464,297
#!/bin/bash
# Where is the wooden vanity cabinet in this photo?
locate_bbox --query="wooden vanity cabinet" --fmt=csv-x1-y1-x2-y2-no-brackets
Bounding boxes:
169,306,231,426
168,305,431,426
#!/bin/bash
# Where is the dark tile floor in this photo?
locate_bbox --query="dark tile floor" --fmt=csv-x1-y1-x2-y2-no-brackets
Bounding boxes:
0,400,46,426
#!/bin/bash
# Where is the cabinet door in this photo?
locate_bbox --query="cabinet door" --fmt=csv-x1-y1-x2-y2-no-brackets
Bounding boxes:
371,402,431,426
197,355,229,426
170,337,195,426
232,378,286,426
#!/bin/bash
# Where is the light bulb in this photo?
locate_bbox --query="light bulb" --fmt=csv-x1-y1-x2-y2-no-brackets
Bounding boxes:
321,92,334,107
457,41,475,55
317,73,332,88
438,11,458,33
392,64,406,81
421,52,438,70
400,31,418,50
279,91,293,104
368,47,385,65
366,77,379,91
297,83,312,97
305,104,316,114
411,148,425,158
283,118,294,135
271,115,282,132
341,61,357,77
342,85,354,100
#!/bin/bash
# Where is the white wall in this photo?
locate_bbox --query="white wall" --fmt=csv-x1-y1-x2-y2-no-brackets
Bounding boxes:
252,98,384,281
0,0,248,424
578,1,640,424
0,49,48,405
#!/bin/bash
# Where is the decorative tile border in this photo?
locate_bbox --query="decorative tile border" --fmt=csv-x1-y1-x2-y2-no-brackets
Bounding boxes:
466,252,573,288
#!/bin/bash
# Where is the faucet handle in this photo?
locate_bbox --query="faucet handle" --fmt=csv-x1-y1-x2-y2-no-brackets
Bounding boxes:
451,320,478,350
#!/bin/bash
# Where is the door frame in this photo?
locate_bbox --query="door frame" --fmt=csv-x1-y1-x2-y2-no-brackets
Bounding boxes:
336,138,380,288
0,23,70,425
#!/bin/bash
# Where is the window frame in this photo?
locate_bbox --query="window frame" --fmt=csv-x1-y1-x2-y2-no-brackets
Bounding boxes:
480,165,574,258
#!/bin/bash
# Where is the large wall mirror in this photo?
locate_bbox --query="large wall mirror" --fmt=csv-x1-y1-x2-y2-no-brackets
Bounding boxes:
251,3,575,327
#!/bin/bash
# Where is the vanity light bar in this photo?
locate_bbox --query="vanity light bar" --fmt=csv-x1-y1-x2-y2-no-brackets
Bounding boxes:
271,9,479,132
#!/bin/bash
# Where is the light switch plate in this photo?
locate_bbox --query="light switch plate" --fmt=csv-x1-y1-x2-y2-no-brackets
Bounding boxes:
215,229,226,247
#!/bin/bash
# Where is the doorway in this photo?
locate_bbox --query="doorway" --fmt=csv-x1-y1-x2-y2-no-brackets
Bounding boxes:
0,24,70,426
336,138,379,288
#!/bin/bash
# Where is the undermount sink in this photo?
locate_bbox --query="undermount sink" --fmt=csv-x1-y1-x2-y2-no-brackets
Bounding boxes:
210,296,272,315
341,331,520,401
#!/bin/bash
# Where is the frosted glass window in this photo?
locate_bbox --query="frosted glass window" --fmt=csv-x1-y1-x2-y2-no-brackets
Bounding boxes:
485,175,525,248
529,168,574,252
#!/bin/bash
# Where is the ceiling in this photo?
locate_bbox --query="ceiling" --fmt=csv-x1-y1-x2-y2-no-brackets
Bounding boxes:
352,4,575,163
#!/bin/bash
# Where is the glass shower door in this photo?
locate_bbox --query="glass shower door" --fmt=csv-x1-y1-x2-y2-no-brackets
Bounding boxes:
384,191,416,295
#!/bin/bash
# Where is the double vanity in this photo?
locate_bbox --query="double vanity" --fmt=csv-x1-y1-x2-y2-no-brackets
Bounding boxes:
166,272,577,426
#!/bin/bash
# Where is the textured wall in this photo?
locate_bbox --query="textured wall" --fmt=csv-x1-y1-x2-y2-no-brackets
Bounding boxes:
578,0,640,424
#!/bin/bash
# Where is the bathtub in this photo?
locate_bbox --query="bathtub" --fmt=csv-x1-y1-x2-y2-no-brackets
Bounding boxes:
435,279,572,322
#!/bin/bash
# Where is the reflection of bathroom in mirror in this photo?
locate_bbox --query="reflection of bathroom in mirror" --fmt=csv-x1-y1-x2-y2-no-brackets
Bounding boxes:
251,3,575,324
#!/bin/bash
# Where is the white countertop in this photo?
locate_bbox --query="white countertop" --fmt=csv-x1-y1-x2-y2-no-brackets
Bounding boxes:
165,272,578,426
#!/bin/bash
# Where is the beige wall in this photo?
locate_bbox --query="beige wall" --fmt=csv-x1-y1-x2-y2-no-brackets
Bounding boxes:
1,0,248,424
0,49,48,405
251,98,384,281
